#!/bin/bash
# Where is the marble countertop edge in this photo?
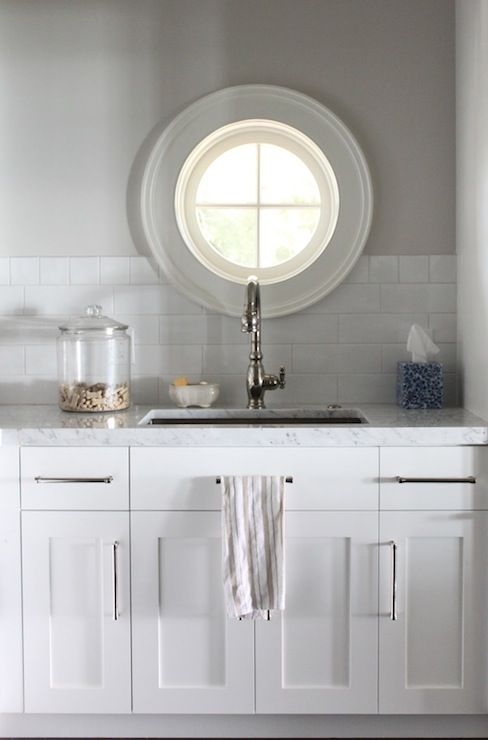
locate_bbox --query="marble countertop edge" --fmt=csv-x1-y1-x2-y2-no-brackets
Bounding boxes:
0,404,485,447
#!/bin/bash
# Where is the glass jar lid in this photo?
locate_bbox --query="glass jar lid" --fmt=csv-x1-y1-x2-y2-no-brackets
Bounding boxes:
58,305,129,334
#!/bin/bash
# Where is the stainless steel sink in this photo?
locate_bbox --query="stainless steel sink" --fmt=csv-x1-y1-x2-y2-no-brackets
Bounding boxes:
139,408,368,426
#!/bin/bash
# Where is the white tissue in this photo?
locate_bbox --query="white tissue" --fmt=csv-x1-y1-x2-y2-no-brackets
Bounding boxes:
406,324,440,363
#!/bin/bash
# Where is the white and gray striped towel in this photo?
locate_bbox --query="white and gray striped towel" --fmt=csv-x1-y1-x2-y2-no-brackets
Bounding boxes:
221,475,285,620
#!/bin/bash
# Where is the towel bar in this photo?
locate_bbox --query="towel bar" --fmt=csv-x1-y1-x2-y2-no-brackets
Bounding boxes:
216,476,293,484
238,610,271,621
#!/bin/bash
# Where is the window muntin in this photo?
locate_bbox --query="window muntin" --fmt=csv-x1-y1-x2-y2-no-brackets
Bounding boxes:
175,119,339,285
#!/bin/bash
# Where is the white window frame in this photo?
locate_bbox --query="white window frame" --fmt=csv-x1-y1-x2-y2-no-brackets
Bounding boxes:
175,119,339,284
138,85,373,318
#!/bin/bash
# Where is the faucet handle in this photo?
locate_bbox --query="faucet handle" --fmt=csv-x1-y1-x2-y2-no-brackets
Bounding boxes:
279,366,286,389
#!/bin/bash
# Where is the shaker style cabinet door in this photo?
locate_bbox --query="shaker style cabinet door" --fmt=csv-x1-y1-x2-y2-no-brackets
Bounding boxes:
0,448,23,713
22,511,131,713
255,511,378,714
131,511,254,714
379,511,488,713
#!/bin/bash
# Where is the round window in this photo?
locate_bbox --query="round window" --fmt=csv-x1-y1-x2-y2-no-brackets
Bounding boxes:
137,85,373,317
175,120,339,285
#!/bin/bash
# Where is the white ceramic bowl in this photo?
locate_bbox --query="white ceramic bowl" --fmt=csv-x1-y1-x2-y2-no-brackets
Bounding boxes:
169,382,220,408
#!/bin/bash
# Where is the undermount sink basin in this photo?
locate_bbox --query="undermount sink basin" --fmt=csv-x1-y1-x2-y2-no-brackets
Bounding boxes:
139,408,368,426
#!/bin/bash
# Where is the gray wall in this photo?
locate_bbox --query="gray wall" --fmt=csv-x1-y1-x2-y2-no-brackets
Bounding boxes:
0,0,455,256
0,0,458,410
456,0,488,418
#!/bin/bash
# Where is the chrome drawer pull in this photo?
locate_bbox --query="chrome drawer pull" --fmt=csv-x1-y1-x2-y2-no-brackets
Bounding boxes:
34,476,114,484
390,540,398,621
112,540,119,621
215,476,293,484
396,476,476,484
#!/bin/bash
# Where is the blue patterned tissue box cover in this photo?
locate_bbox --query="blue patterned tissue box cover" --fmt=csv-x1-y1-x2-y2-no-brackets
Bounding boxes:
396,361,443,409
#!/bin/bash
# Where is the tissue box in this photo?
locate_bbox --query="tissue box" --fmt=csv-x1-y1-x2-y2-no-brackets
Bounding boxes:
397,361,443,409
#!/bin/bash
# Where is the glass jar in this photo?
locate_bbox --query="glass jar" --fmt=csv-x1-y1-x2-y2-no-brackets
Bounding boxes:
57,305,131,412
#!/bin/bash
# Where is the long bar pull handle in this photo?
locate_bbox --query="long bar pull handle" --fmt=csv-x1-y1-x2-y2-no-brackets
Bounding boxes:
396,476,476,484
112,540,119,622
35,476,113,484
216,476,293,484
390,540,398,621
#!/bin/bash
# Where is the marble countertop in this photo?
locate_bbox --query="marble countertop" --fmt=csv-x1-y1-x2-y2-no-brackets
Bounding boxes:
0,404,486,446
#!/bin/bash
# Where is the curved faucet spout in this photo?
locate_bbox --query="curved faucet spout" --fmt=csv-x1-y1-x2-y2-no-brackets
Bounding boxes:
240,277,285,409
241,276,260,334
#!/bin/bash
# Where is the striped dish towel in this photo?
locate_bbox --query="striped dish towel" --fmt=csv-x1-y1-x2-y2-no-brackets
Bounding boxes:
221,475,285,620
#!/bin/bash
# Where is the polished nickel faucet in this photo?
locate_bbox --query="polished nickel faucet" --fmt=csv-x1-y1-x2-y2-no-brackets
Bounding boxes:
241,276,285,409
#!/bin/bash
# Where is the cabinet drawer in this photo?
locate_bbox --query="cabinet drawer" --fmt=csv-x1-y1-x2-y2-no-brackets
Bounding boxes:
21,447,129,510
380,446,488,510
130,447,378,510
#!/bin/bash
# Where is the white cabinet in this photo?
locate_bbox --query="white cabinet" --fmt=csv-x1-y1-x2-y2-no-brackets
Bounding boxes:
11,440,488,719
379,511,488,713
130,447,378,511
130,446,379,715
21,446,129,510
256,511,378,714
22,511,131,713
20,445,131,714
380,446,488,510
0,447,23,713
379,445,488,714
131,511,254,714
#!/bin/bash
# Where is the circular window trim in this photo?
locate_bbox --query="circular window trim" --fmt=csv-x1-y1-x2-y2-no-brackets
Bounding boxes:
140,85,373,317
174,119,340,285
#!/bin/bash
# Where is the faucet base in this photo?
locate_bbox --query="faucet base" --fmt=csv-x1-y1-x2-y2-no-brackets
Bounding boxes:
247,400,266,410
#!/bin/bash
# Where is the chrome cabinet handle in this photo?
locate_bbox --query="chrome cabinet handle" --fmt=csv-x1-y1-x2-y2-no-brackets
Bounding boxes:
396,476,476,484
34,476,113,484
112,540,119,621
390,540,398,621
216,476,293,484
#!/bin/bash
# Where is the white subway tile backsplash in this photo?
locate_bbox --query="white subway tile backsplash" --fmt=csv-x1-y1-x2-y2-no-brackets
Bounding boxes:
25,286,114,316
114,285,202,315
380,284,456,313
442,373,458,405
10,257,39,286
0,258,10,285
399,255,429,283
100,257,130,285
115,315,159,345
0,377,57,405
69,257,100,285
0,346,24,375
429,313,457,343
40,257,69,285
201,315,248,345
344,256,369,283
276,373,338,405
267,314,339,344
134,344,202,376
0,316,61,344
0,287,24,314
369,256,398,283
339,313,429,344
0,254,458,407
25,345,57,375
338,373,397,403
131,375,159,405
292,344,382,374
160,315,211,345
203,344,291,375
429,255,457,283
129,256,160,285
305,284,380,313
